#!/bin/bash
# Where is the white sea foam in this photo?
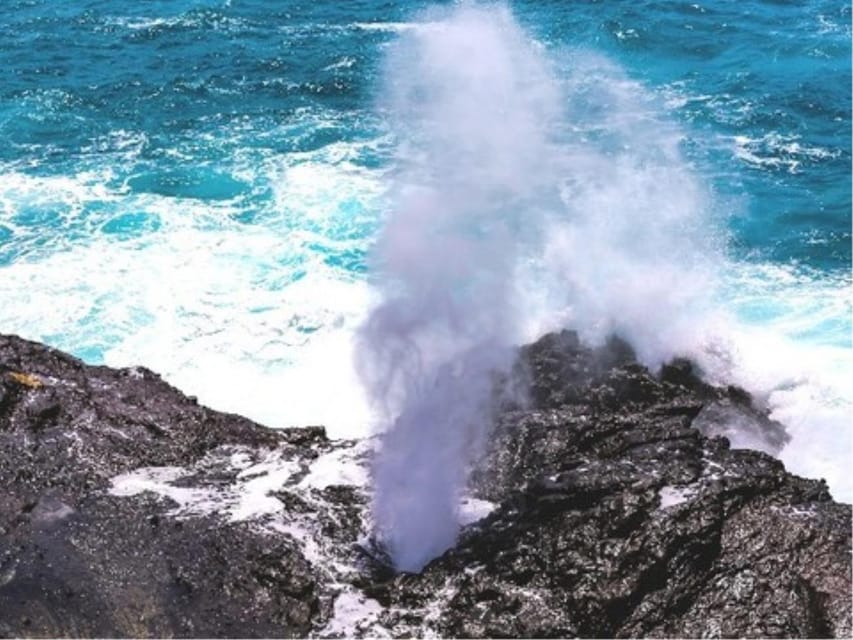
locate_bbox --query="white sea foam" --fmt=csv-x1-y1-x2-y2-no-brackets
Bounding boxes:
109,449,303,521
351,22,424,33
319,588,387,638
693,264,852,501
0,230,376,437
101,14,247,33
102,16,180,31
299,440,372,490
323,56,357,71
732,132,842,173
0,154,383,439
109,466,215,513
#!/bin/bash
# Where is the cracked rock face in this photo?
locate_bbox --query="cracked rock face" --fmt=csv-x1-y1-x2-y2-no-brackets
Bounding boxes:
1,331,850,638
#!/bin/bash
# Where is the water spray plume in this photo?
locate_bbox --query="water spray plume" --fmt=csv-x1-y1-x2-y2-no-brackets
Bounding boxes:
358,2,720,572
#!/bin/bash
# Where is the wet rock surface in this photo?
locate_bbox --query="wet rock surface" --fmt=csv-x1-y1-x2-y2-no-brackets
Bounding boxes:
1,331,850,638
0,334,332,638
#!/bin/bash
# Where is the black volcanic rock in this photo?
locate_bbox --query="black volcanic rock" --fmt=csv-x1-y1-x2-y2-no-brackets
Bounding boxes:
0,335,332,637
0,331,850,638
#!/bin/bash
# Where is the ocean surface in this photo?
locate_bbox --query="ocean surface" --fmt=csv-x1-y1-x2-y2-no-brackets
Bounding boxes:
0,1,850,499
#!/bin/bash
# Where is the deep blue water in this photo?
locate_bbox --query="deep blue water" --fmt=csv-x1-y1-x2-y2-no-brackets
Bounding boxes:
1,1,849,268
0,1,850,494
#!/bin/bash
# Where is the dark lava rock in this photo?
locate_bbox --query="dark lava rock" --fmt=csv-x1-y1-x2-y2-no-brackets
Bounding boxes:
369,331,851,638
0,334,330,638
1,331,850,638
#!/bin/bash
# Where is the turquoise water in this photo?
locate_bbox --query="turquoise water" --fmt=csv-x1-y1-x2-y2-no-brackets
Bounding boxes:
0,2,850,496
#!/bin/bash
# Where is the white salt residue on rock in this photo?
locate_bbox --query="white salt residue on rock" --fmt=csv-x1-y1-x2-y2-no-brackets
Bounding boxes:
657,485,697,509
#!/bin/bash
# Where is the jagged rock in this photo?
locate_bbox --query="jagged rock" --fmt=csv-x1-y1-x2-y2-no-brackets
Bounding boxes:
0,332,850,638
0,335,328,637
367,332,851,638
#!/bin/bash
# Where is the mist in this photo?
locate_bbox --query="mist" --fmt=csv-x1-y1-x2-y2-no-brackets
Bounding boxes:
357,2,721,572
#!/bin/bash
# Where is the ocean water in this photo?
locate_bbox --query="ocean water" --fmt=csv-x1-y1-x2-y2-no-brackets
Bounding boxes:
0,2,850,499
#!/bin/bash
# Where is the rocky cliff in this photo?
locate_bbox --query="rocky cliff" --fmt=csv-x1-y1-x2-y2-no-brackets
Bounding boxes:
1,332,849,638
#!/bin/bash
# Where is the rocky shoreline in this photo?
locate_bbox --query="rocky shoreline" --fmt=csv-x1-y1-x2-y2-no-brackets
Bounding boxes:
1,331,850,638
